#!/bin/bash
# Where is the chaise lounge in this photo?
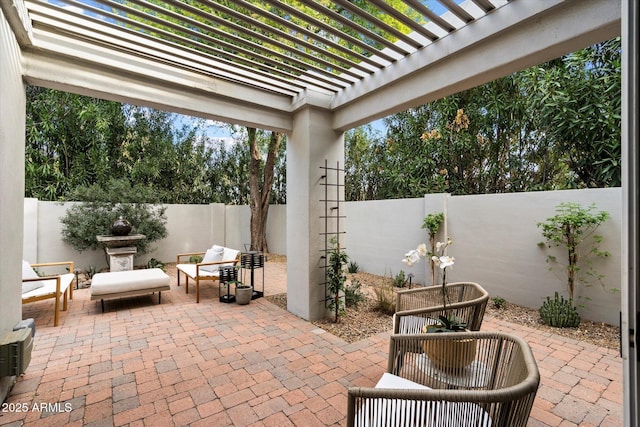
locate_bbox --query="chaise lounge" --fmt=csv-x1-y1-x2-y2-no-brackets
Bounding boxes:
90,268,171,312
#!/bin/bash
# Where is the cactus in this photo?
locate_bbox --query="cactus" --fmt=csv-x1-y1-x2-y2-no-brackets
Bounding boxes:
539,292,581,328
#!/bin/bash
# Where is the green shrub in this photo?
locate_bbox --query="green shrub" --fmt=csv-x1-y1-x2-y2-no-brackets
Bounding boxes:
60,179,168,256
345,279,366,308
374,279,395,315
146,258,166,271
539,292,581,328
393,270,407,288
492,296,507,310
87,265,97,279
537,202,610,301
189,255,203,263
347,261,360,274
327,237,348,323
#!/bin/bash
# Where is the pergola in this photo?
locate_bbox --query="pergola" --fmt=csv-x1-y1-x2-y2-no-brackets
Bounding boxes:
0,0,637,424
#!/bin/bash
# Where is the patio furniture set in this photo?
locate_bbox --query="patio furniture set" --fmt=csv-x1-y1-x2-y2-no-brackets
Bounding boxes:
20,243,248,323
347,282,541,427
22,255,540,426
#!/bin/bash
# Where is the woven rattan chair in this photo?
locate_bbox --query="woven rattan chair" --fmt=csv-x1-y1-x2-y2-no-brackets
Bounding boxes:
394,282,489,334
347,332,540,427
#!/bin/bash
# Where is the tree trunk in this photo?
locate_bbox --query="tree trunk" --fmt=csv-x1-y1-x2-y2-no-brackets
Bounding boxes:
248,129,282,253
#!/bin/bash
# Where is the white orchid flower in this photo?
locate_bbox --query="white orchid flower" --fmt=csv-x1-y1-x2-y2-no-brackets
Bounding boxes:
402,249,421,266
438,256,455,269
416,243,428,257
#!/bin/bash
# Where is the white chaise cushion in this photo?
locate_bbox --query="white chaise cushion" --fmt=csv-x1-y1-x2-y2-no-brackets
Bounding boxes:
91,268,170,296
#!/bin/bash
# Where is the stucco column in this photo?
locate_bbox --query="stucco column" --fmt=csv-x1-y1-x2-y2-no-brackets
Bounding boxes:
286,106,344,321
0,7,27,401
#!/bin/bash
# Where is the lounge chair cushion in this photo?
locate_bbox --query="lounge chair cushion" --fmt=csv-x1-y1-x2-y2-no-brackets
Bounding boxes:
22,274,75,299
222,248,239,266
22,260,45,294
200,245,225,272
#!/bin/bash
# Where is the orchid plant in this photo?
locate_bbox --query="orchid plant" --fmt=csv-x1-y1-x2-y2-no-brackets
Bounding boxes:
402,239,466,331
403,239,454,293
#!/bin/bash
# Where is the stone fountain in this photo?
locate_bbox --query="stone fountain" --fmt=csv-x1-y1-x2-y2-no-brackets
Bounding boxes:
96,217,145,272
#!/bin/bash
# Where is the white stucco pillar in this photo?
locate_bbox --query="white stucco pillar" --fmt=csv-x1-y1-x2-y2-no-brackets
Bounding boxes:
0,6,27,401
286,106,344,321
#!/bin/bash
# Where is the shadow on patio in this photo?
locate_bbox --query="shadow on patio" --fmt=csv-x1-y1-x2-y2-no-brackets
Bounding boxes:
3,260,622,426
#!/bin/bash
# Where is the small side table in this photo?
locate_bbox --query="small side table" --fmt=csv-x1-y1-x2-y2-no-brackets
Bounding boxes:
416,353,491,389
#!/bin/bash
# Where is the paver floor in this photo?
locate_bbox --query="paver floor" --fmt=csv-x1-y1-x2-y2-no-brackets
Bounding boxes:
3,260,623,426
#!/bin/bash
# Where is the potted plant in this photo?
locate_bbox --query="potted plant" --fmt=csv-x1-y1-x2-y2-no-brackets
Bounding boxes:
404,240,476,369
537,202,611,327
234,281,253,305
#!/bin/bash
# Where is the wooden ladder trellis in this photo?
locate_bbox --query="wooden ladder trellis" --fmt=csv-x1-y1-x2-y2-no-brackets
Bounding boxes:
319,159,346,307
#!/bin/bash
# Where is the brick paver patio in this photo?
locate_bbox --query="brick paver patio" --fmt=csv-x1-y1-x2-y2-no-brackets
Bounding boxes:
3,260,623,426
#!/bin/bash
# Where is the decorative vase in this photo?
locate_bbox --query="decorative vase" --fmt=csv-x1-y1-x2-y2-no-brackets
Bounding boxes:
110,216,132,236
235,285,253,305
422,326,476,370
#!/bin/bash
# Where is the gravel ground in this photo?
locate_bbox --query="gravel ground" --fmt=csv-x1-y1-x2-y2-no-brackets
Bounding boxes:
265,270,620,350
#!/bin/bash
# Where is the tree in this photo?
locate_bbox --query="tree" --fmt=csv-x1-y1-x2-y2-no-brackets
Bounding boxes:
25,86,219,204
537,202,610,302
25,86,127,200
247,128,284,253
526,37,621,188
345,38,620,200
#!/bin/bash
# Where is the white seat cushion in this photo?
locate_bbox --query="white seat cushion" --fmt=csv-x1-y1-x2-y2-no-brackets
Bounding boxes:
22,273,74,299
176,263,221,279
375,373,429,390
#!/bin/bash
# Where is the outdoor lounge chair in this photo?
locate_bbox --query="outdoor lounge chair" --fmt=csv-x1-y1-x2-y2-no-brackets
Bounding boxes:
394,282,489,334
21,260,75,327
347,331,540,427
176,245,240,303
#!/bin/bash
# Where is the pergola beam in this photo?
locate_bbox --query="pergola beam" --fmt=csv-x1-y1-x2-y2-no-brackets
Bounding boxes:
332,0,621,130
22,30,295,132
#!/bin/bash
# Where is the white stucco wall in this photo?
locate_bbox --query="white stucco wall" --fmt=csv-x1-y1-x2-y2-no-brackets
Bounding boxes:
0,6,27,401
346,189,621,325
224,204,286,255
447,188,621,326
30,202,226,271
24,188,622,325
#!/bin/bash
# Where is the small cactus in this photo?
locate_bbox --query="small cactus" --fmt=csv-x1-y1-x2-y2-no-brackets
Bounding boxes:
539,292,581,328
